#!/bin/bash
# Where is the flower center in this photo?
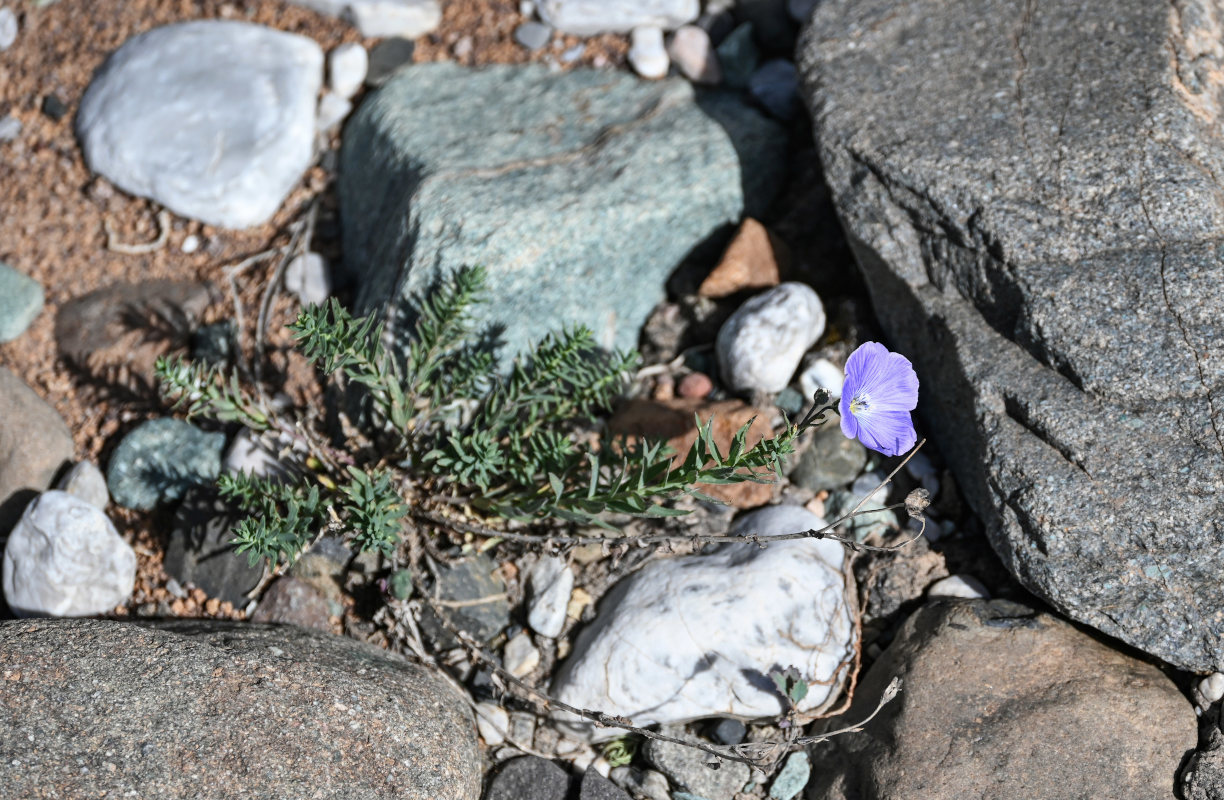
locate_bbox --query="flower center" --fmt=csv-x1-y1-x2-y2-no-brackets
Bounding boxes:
849,392,870,417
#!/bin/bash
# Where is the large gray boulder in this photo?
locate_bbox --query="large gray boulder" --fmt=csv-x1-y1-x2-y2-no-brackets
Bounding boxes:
339,63,786,364
0,619,480,799
807,601,1196,800
799,0,1224,671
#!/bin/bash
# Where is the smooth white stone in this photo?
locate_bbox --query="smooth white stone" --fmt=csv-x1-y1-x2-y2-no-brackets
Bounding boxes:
628,27,669,80
2,491,136,617
475,702,509,746
800,357,844,400
537,0,698,35
526,555,573,638
552,505,855,740
317,92,353,133
55,462,109,510
504,631,541,678
328,43,368,100
284,252,333,305
291,0,440,38
0,8,17,51
716,282,825,394
667,25,720,84
928,574,990,600
76,21,322,229
180,234,201,254
1199,673,1224,705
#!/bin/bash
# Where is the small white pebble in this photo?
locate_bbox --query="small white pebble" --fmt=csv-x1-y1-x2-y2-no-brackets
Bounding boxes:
474,702,509,746
800,357,845,400
180,234,200,254
1199,673,1224,704
503,631,540,678
0,8,17,52
928,574,990,600
519,0,535,17
628,27,669,80
316,92,352,133
328,42,368,100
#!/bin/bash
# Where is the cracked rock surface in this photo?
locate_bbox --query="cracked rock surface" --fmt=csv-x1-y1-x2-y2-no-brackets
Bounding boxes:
339,63,786,365
800,0,1224,671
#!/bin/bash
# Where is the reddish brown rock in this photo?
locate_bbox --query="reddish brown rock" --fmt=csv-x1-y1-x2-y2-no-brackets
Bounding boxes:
609,397,776,508
676,371,713,399
697,218,788,299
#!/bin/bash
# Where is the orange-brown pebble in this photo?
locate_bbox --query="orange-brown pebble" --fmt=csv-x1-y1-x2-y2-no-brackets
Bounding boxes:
677,372,713,399
204,598,220,615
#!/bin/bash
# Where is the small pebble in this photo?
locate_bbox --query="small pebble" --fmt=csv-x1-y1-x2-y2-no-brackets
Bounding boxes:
316,92,352,133
180,234,201,254
560,43,585,63
526,555,574,638
1198,673,1224,705
0,7,16,51
667,25,720,84
284,252,332,306
475,701,510,746
41,94,68,122
328,42,368,100
800,357,844,400
504,631,541,678
0,263,44,343
787,0,817,21
452,35,473,58
716,22,759,88
366,38,415,87
677,371,713,399
628,27,669,80
514,21,551,51
928,574,990,600
165,578,187,599
0,114,20,141
709,717,746,745
519,0,535,15
769,751,811,800
55,462,109,510
748,59,799,120
716,282,826,394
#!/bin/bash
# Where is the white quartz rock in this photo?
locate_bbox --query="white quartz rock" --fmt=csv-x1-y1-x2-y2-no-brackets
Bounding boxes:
328,42,368,99
799,356,844,400
285,251,333,305
928,574,990,600
2,491,136,617
537,0,698,35
55,461,109,510
628,27,669,80
76,21,322,229
527,555,574,638
291,0,441,38
552,505,855,740
717,282,825,394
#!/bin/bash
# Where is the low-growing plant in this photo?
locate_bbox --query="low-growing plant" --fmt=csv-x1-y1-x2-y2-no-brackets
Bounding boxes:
156,265,836,568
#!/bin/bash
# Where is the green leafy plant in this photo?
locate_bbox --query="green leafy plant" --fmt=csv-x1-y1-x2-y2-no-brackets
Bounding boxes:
156,266,834,569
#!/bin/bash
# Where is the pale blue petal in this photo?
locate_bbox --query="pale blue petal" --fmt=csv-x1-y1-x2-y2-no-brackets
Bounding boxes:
854,408,918,457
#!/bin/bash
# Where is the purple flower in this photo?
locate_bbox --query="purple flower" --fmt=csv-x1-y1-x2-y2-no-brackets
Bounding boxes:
838,342,919,456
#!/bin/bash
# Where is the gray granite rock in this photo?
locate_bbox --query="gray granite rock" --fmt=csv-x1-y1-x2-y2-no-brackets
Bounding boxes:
107,418,225,511
552,505,855,740
787,420,866,492
644,726,748,800
76,21,321,228
799,0,1224,671
0,263,44,342
580,768,632,800
0,618,480,799
418,553,510,648
340,63,785,366
2,491,136,617
0,368,73,535
537,0,698,35
807,600,1196,800
249,576,332,632
485,756,571,800
716,282,824,394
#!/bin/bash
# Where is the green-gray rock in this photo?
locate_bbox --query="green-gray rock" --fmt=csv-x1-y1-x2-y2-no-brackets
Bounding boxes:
107,418,225,510
0,618,481,799
769,751,810,800
788,422,867,492
0,263,44,342
340,63,785,366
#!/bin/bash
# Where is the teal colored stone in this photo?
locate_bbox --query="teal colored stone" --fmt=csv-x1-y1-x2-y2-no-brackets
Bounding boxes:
768,751,810,800
716,23,760,89
0,263,44,342
107,418,225,510
340,63,786,369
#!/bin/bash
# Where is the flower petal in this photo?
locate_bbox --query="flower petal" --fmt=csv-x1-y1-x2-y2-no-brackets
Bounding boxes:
854,408,918,457
839,395,860,439
844,343,918,413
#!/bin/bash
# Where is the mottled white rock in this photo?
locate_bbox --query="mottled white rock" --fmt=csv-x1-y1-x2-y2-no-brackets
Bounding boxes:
475,701,509,746
2,491,136,617
0,7,17,51
552,505,855,739
292,0,441,38
716,282,825,394
527,555,573,638
504,631,541,678
316,92,353,133
285,252,333,306
537,0,698,35
799,356,844,400
667,25,720,84
1198,673,1224,705
628,27,669,80
55,462,109,510
928,574,990,600
328,42,368,100
76,21,322,229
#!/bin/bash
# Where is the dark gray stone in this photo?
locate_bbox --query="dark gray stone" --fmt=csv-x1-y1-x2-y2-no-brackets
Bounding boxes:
419,553,510,648
340,63,785,367
0,618,480,799
250,576,332,632
107,418,225,510
366,37,415,87
715,23,758,89
580,768,632,800
787,422,867,492
0,263,44,342
807,601,1195,800
708,718,746,746
484,756,570,800
0,368,73,536
164,488,262,607
799,0,1224,671
643,725,749,800
191,320,236,366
